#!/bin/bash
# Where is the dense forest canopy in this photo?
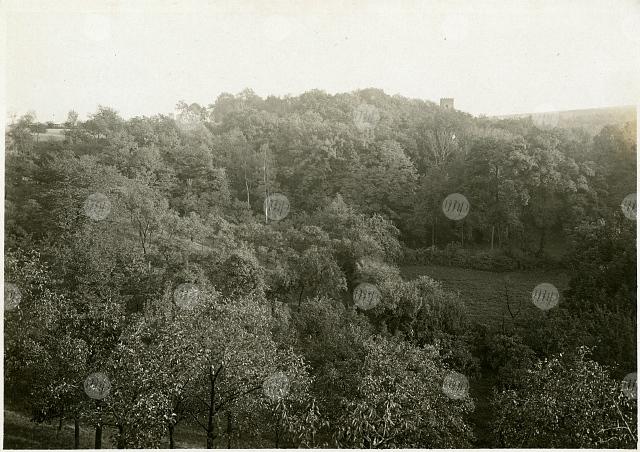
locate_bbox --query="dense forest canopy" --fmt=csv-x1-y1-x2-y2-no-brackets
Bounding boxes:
4,88,637,448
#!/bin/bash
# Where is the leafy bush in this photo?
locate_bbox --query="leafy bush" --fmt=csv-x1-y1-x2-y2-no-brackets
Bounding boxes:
207,249,266,297
492,347,637,448
334,336,475,448
290,297,372,444
432,331,481,381
369,274,469,346
482,333,536,389
562,218,636,371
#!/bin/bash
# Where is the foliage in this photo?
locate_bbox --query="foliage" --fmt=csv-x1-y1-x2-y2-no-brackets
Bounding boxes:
4,90,636,448
334,337,475,448
492,347,637,448
481,333,536,389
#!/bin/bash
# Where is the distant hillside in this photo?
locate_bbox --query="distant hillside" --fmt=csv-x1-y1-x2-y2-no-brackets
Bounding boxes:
491,105,636,135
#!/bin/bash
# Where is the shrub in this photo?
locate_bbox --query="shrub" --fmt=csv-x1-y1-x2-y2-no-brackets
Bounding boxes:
433,331,481,381
207,249,266,297
334,336,475,448
483,333,536,389
561,218,636,371
492,347,637,448
371,275,469,345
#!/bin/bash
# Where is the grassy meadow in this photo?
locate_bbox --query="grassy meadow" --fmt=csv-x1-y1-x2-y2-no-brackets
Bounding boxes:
400,264,570,330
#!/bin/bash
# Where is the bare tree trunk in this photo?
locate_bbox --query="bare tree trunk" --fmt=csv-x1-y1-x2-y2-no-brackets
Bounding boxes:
297,283,305,308
169,424,175,449
537,228,546,256
243,155,251,208
431,221,435,248
263,144,269,224
491,225,495,251
244,167,251,207
117,425,125,448
206,408,214,447
206,368,216,449
94,423,102,449
74,418,80,448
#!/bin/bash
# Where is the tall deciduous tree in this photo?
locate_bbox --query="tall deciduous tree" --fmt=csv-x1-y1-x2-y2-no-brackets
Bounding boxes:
335,336,475,448
492,348,637,448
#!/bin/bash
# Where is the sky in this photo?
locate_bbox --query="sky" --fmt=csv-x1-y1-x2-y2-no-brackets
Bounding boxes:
2,0,639,122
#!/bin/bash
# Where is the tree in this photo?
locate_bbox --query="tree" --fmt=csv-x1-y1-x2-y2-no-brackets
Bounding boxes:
562,217,636,370
206,249,266,298
105,320,174,448
409,167,450,248
492,347,637,448
5,112,36,154
83,106,124,139
376,274,469,344
65,110,82,143
120,178,172,256
512,131,586,255
4,249,90,448
335,336,475,448
231,356,320,448
167,289,312,448
341,140,418,223
460,136,526,250
589,123,637,216
211,129,261,207
308,195,403,284
290,297,372,444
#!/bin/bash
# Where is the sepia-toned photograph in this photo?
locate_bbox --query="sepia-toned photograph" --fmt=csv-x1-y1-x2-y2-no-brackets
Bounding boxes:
2,0,638,449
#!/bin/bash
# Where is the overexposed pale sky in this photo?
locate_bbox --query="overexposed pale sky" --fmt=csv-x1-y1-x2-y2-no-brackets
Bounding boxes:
2,0,639,121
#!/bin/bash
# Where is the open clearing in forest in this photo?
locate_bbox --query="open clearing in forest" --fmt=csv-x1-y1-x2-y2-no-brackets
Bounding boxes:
400,264,570,330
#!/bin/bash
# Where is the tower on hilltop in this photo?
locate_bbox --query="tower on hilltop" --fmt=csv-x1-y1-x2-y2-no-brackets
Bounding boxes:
440,98,454,110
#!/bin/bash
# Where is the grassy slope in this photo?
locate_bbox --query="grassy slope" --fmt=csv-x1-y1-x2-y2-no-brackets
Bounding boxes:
400,263,571,447
401,264,569,330
3,410,206,450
